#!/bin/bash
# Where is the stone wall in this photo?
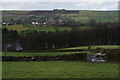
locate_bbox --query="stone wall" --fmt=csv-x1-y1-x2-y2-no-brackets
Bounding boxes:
2,53,87,62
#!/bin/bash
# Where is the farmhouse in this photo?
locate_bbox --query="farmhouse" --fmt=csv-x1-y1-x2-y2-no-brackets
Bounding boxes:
32,21,39,26
2,22,13,26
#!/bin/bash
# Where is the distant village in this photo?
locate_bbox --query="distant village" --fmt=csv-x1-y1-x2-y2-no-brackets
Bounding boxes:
2,9,87,27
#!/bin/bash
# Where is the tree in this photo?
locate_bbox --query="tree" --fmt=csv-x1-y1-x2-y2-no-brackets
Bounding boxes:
88,19,96,27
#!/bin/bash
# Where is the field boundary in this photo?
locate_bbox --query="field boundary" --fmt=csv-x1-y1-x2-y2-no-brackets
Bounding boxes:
2,53,87,62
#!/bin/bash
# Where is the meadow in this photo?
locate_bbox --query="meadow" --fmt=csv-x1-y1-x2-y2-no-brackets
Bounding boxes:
2,61,118,78
3,10,118,23
3,25,29,32
61,11,118,22
2,45,119,78
3,25,89,32
2,45,119,57
59,45,119,50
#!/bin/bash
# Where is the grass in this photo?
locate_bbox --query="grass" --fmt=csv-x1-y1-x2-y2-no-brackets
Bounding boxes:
90,45,119,49
2,61,118,78
2,25,97,33
2,51,82,57
59,45,119,50
58,46,88,50
1,45,119,56
3,25,29,32
61,11,118,22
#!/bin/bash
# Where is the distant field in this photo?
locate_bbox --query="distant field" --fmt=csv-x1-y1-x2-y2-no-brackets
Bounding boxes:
2,10,118,24
59,45,119,50
87,11,118,22
61,11,118,22
3,25,29,32
2,61,118,78
90,45,119,49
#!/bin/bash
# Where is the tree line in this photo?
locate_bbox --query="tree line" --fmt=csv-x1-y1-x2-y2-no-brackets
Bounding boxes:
2,22,120,51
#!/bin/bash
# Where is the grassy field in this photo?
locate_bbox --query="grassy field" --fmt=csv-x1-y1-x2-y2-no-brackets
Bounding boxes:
3,10,118,23
2,45,119,56
3,25,29,32
90,45,119,49
3,25,90,33
61,11,118,22
2,51,82,57
59,45,119,50
2,61,118,78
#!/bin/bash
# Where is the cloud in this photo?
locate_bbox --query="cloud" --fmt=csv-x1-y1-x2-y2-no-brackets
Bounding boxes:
2,0,120,2
1,2,119,10
105,3,118,10
2,2,51,10
73,2,118,10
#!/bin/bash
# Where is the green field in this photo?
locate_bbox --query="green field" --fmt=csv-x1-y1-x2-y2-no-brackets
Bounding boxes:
3,10,118,23
3,11,118,33
3,25,29,32
2,61,118,78
90,45,119,49
59,45,119,50
2,45,119,57
61,11,118,22
2,45,119,78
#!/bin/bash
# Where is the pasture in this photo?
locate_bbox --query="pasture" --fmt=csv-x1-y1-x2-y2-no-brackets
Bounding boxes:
2,61,118,78
2,45,119,57
2,45,119,78
90,45,119,49
3,25,29,32
61,11,118,22
59,45,119,50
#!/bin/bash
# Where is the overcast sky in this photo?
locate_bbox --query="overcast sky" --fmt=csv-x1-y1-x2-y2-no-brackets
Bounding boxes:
1,0,120,10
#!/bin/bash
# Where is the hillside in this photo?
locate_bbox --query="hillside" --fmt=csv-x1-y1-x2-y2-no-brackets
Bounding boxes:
2,10,119,33
2,10,118,23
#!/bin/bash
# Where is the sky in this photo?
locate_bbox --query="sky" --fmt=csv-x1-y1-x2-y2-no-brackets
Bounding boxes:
1,0,120,10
